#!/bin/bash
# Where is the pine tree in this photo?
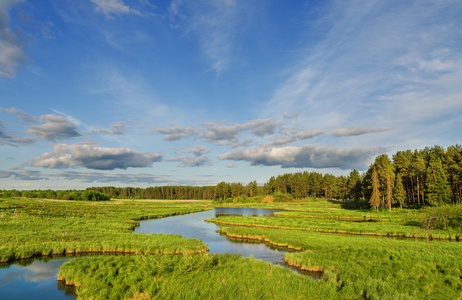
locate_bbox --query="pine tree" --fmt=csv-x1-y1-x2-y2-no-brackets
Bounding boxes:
393,173,406,209
386,172,394,212
370,166,381,212
426,155,451,206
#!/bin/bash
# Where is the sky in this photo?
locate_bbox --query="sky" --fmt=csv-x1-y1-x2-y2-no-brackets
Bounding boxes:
1,0,461,190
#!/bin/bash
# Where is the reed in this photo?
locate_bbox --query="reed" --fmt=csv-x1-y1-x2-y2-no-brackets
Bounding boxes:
0,198,211,263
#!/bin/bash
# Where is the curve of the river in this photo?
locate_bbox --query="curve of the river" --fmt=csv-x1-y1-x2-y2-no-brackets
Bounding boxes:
0,207,318,299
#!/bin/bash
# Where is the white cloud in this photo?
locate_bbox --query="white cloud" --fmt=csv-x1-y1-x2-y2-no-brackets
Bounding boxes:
168,0,254,73
268,130,324,147
0,122,34,146
329,127,392,137
30,143,163,170
201,118,282,145
88,121,126,135
90,0,141,18
263,1,462,150
181,145,211,156
166,156,212,168
27,115,81,142
0,0,28,78
0,107,38,123
155,125,199,141
218,144,385,170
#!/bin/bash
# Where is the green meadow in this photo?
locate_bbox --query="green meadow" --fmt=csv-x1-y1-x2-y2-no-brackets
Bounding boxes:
0,198,209,262
1,197,462,299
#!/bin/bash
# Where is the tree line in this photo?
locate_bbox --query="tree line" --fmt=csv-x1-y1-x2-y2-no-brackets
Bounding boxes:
2,144,460,209
0,189,110,201
86,186,216,200
215,144,462,209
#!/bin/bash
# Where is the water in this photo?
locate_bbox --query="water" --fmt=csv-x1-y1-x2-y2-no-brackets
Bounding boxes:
133,207,321,278
0,258,75,300
1,207,320,299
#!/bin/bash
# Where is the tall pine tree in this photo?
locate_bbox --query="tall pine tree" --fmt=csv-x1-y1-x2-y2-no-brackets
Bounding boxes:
370,166,381,212
426,154,451,206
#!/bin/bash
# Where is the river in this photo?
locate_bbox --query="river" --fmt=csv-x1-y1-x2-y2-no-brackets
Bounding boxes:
0,207,317,299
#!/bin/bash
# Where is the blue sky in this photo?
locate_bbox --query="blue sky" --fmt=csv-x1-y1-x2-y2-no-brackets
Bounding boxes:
1,0,461,190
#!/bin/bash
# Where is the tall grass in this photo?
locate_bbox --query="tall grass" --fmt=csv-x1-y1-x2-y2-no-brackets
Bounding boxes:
0,198,211,262
220,226,462,299
58,254,335,300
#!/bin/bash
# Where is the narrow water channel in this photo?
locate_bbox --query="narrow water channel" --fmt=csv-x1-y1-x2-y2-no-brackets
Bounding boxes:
134,207,317,276
0,207,318,299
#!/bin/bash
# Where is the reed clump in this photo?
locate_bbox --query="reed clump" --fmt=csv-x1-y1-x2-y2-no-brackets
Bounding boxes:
58,254,335,299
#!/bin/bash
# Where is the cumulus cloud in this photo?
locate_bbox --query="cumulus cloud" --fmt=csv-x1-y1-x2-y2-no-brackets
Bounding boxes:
218,144,385,170
90,0,141,18
27,115,81,142
329,127,392,137
155,119,282,145
155,125,199,141
87,121,126,135
201,118,282,145
0,0,28,78
30,143,163,170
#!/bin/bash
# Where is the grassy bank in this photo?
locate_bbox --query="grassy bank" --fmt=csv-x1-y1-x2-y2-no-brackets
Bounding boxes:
210,200,462,240
58,254,335,299
0,198,210,262
218,225,462,299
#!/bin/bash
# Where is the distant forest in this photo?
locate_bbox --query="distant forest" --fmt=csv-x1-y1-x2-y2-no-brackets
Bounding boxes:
1,145,460,209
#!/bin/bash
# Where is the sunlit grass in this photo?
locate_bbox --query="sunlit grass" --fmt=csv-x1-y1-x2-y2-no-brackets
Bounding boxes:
0,198,211,262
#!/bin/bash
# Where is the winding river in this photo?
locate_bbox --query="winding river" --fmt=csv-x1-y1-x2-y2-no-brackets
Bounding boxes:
1,207,317,299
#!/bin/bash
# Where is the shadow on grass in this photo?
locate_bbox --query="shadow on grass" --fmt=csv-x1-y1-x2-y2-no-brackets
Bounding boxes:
327,199,370,211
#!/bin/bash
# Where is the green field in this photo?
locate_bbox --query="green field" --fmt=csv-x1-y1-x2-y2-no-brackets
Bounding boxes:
1,197,462,299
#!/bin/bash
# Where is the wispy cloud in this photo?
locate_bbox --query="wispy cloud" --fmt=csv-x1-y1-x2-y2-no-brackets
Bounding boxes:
329,127,392,137
154,125,199,141
0,0,28,78
0,107,38,123
264,1,462,149
169,0,254,73
87,121,126,135
30,142,163,170
0,122,35,146
167,145,212,167
0,169,45,181
90,0,141,18
268,130,324,147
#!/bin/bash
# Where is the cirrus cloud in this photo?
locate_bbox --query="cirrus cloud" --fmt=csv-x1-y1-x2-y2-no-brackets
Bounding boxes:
30,142,163,170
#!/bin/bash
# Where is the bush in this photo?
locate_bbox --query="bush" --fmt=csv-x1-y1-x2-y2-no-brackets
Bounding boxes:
273,192,294,202
421,205,462,230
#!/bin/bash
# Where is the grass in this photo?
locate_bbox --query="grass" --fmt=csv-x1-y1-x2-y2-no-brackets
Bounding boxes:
210,199,462,240
0,198,211,262
3,197,462,299
219,225,462,299
58,254,336,300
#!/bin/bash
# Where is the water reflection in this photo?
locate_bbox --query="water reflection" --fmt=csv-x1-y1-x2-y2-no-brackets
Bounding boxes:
0,258,75,299
135,207,290,265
